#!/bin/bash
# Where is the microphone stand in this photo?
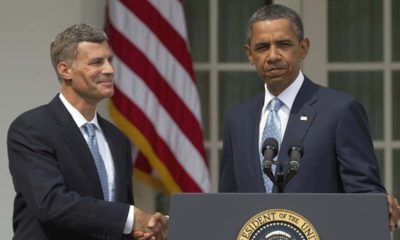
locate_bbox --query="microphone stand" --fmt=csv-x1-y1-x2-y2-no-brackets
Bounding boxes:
275,163,285,193
264,140,303,193
265,160,295,193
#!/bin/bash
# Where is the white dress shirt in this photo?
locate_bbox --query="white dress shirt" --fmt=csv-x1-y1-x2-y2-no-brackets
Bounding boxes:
258,71,305,154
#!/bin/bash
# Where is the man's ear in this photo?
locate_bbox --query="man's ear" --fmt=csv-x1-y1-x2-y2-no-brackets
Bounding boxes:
300,38,310,59
244,44,254,65
57,62,72,81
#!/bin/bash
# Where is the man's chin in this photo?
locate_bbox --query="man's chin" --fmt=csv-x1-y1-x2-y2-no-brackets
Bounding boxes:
98,87,114,99
264,75,285,84
105,89,114,98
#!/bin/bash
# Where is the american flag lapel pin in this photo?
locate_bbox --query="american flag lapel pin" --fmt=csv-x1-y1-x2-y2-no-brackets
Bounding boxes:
300,115,308,121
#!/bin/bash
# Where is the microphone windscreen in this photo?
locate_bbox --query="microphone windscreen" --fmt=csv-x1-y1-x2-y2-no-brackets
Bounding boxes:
262,137,278,155
287,139,304,157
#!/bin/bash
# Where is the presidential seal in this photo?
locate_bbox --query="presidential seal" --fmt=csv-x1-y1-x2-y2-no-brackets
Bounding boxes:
237,209,319,240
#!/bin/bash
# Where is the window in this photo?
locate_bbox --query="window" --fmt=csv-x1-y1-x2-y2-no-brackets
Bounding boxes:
185,0,270,191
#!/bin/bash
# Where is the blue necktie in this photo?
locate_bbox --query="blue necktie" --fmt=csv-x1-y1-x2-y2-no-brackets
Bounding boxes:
83,123,109,201
260,97,283,193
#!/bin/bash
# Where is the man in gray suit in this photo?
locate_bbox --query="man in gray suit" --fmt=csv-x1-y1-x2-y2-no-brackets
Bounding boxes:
8,24,167,240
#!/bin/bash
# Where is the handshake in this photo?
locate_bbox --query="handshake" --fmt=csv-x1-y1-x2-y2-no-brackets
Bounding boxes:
132,208,169,240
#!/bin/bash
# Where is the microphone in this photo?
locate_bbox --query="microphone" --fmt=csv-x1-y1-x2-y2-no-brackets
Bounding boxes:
284,140,304,185
262,138,279,184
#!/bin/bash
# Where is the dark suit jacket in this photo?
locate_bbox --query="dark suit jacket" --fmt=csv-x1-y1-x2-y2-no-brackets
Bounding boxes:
8,95,134,240
219,77,385,193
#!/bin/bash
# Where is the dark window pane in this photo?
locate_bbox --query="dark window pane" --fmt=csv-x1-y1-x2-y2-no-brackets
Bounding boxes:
155,192,170,214
218,0,266,62
393,0,400,61
394,150,400,240
219,71,264,138
393,71,400,139
196,71,210,140
184,1,209,62
328,71,383,140
393,150,400,208
375,149,384,185
328,0,382,62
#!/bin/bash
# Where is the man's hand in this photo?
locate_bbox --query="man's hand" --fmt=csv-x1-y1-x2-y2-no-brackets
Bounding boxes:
131,208,168,240
148,213,168,240
387,194,400,231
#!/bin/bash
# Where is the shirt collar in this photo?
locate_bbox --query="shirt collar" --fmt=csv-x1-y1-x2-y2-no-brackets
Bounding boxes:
59,93,100,129
263,70,304,112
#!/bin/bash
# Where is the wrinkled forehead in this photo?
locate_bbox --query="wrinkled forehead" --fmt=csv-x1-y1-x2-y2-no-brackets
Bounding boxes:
74,41,112,60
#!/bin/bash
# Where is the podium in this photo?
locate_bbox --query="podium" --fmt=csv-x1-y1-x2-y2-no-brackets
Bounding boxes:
168,193,390,240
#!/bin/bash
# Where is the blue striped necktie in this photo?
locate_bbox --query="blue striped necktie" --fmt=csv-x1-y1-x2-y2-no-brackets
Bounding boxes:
260,97,283,193
83,123,109,201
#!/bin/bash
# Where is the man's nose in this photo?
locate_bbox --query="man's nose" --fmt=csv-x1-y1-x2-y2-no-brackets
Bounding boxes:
267,46,281,62
103,59,114,74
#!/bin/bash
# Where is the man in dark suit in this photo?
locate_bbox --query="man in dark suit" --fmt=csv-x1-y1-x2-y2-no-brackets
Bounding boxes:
219,4,400,230
8,24,167,240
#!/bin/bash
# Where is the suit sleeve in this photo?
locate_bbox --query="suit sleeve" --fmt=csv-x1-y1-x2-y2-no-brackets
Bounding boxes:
219,111,238,192
335,99,385,193
7,115,131,238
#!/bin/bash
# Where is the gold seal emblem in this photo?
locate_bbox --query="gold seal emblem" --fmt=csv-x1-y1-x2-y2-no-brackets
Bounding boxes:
237,209,320,240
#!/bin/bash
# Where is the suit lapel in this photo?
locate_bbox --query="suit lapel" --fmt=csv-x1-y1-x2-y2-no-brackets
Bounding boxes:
48,96,104,199
247,94,266,191
279,77,319,163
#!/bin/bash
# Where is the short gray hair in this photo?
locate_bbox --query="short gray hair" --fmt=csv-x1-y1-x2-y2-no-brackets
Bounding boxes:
246,4,304,44
50,23,108,79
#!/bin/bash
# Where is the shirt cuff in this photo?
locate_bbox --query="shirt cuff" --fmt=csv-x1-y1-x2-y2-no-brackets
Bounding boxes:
123,205,134,234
